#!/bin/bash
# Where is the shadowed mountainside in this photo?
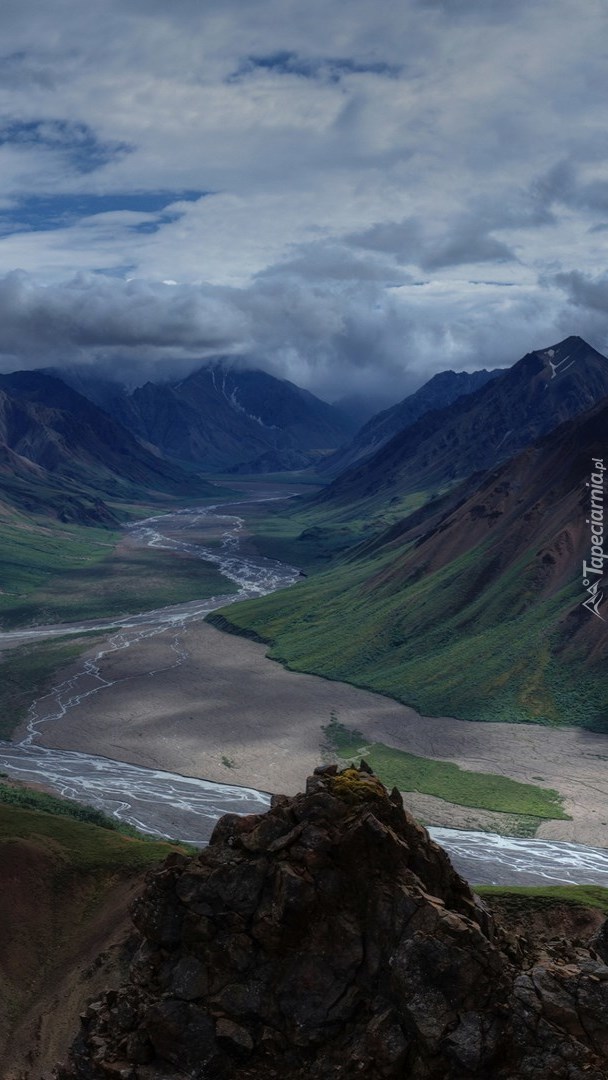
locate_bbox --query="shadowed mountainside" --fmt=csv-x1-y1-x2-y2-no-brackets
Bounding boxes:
56,362,357,474
319,367,503,477
315,336,608,513
208,394,608,726
0,796,178,1080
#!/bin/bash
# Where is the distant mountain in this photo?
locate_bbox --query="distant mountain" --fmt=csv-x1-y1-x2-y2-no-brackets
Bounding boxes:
317,336,608,509
210,391,608,727
0,371,215,523
320,367,503,476
58,363,357,473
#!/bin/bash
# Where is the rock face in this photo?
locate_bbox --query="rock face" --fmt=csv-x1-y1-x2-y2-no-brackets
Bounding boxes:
56,765,608,1079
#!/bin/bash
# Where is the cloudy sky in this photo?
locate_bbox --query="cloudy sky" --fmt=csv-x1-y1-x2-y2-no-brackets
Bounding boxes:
1,0,608,404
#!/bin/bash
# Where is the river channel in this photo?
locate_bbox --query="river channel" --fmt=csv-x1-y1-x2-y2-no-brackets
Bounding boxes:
1,493,607,887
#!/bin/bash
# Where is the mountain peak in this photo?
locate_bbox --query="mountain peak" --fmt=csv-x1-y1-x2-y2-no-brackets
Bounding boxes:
58,763,608,1080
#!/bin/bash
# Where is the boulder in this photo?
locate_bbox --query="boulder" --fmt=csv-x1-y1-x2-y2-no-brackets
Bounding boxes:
55,764,608,1080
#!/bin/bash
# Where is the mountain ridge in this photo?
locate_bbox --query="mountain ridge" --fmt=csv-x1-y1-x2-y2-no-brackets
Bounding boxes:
0,370,216,523
315,336,608,511
52,361,357,474
319,366,504,476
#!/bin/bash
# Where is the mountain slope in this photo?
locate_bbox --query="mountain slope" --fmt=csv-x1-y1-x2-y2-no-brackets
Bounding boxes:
209,394,608,727
64,362,357,473
0,371,214,494
320,367,503,476
0,792,177,1080
0,371,216,522
317,336,608,511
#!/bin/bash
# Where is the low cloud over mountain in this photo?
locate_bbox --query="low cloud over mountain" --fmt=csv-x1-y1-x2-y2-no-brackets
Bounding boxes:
0,2,608,402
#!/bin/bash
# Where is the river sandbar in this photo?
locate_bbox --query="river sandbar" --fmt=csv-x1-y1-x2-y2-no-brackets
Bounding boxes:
19,618,608,848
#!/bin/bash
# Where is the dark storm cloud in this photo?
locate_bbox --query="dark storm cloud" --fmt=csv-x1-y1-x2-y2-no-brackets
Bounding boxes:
0,273,245,360
552,270,608,315
0,266,575,404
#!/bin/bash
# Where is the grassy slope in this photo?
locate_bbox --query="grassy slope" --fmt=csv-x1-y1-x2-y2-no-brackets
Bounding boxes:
476,884,608,914
0,779,150,837
0,511,236,629
0,780,185,855
244,489,430,572
209,532,607,728
0,797,180,1076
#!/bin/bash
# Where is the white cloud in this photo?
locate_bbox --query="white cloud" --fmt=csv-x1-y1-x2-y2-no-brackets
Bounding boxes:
0,0,606,397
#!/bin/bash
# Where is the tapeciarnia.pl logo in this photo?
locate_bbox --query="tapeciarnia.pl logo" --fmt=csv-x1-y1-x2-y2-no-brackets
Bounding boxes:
581,457,606,620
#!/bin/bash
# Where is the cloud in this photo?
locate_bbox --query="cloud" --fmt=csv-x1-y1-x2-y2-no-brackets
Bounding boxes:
553,270,608,315
347,216,517,270
0,118,130,174
0,0,605,402
0,272,248,374
0,265,588,406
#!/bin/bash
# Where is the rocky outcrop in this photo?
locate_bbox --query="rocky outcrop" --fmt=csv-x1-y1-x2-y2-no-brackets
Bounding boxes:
56,764,608,1079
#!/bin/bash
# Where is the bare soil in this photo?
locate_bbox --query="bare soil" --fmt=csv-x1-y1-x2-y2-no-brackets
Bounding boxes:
22,620,608,848
0,837,138,1079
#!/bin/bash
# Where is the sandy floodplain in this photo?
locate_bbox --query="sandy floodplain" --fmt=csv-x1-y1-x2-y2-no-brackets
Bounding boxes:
17,618,608,848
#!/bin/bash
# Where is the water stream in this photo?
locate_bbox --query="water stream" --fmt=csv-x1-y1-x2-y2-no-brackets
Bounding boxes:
1,496,607,887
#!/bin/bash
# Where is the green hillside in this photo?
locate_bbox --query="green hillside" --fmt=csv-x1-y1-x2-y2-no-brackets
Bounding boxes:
208,533,606,729
0,509,236,630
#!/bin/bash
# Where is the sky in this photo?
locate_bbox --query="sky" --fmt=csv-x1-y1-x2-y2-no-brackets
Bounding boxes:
1,0,608,406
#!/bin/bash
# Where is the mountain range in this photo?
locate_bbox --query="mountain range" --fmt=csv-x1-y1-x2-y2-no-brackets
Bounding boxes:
2,335,608,1078
56,362,357,473
315,336,608,512
1,334,606,725
319,366,503,476
209,338,608,728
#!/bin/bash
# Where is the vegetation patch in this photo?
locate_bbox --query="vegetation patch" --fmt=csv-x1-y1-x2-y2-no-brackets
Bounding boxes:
0,520,236,629
322,717,569,821
0,633,105,740
0,801,181,872
244,491,429,572
476,884,608,915
0,780,148,839
0,517,117,618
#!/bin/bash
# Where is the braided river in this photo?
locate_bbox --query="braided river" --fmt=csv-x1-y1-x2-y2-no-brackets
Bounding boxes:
1,494,608,887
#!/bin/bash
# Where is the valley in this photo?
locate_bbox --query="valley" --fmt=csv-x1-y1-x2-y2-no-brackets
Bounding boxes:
0,340,607,1078
1,489,607,872
0,339,607,883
